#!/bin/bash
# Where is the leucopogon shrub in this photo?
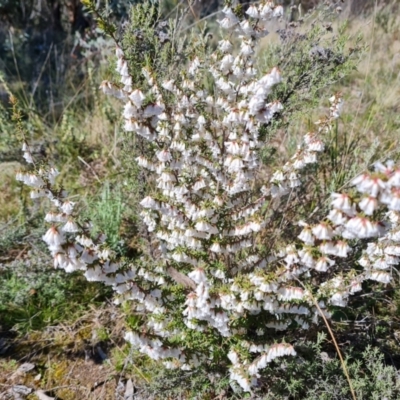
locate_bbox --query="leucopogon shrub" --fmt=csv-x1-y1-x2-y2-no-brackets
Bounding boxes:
14,1,400,393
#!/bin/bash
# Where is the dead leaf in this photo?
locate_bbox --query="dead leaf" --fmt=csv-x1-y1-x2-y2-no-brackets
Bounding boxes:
167,266,196,290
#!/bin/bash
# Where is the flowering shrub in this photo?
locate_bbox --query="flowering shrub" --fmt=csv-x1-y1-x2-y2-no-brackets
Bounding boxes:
15,0,400,394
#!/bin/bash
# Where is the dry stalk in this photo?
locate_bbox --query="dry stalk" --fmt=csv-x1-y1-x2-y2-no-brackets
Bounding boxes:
294,277,357,400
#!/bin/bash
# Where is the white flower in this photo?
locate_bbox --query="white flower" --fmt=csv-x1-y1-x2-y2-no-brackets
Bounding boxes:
259,67,282,88
84,266,104,281
284,247,299,266
76,235,94,247
115,46,124,58
81,249,98,264
119,60,129,77
306,138,325,152
218,7,239,30
352,174,385,197
43,226,65,248
319,241,337,255
315,256,335,272
188,268,207,284
188,57,201,75
246,4,260,18
260,3,273,18
331,193,355,215
359,196,378,215
299,248,315,267
388,190,400,211
48,167,60,184
210,242,222,253
100,80,118,97
53,252,67,269
23,151,34,164
156,149,172,162
272,5,284,18
374,161,394,174
129,89,145,108
30,189,46,198
121,75,132,90
140,196,159,209
16,171,26,182
61,201,75,215
368,271,391,284
211,269,225,279
298,226,315,245
123,101,137,119
44,212,58,222
312,223,333,240
162,80,175,91
240,20,254,36
304,152,317,164
193,179,206,191
62,219,79,233
327,208,348,225
335,241,351,257
349,280,362,293
388,168,400,187
143,103,164,118
219,40,232,52
330,292,348,307
24,173,44,188
346,217,379,238
227,350,239,365
219,54,234,73
195,221,218,234
278,287,304,301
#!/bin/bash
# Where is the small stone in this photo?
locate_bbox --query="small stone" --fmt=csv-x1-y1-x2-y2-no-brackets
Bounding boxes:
12,385,33,395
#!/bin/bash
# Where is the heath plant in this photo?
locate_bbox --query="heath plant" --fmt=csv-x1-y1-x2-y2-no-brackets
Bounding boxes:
14,0,400,395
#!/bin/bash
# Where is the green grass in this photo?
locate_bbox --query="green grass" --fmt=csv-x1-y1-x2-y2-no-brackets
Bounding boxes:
0,258,113,334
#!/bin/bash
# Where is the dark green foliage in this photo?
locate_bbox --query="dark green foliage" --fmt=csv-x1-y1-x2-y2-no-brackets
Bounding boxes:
0,220,113,334
112,335,400,399
256,337,400,399
119,1,211,87
0,262,111,333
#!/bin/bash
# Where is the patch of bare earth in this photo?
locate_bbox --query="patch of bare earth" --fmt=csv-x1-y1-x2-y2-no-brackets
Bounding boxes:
0,305,136,400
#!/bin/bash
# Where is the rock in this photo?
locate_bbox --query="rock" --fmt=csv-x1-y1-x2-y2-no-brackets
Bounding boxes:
124,379,134,400
16,363,35,373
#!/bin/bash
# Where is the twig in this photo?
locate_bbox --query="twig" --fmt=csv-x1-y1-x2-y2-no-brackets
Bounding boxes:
30,43,54,108
294,277,357,400
187,0,199,21
78,156,101,183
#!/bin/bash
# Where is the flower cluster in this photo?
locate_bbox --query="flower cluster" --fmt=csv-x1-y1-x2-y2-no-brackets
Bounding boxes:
284,159,400,309
228,343,296,392
17,1,400,394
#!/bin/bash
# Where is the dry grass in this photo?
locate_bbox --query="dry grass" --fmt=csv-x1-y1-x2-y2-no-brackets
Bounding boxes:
0,304,129,400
